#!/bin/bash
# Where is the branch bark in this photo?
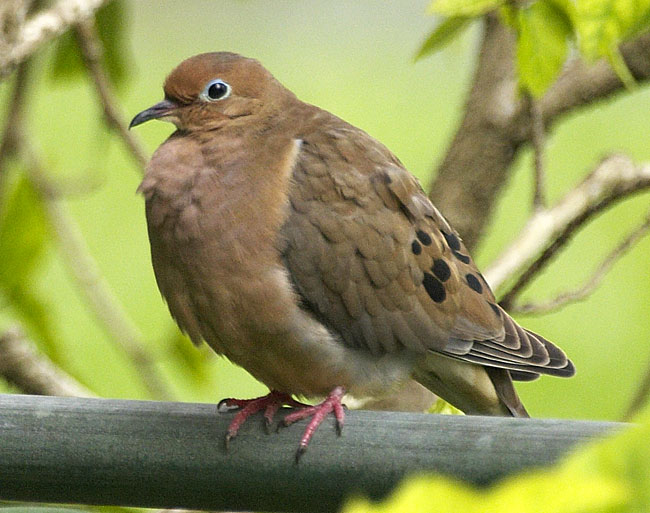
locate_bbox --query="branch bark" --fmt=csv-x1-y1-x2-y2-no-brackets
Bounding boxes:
0,394,624,512
428,18,650,251
0,54,171,401
509,213,650,314
0,0,109,79
429,15,518,250
74,19,149,170
483,155,650,301
0,325,93,397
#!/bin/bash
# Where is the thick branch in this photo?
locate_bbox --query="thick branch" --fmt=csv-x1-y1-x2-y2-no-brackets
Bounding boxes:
429,21,650,250
484,155,650,299
0,326,93,397
0,394,623,512
0,0,110,79
429,15,517,249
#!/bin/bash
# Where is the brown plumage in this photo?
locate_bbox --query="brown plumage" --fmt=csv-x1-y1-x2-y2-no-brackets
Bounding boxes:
131,52,574,452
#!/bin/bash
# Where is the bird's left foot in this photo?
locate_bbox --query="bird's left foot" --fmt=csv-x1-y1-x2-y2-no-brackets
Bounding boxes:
280,386,346,462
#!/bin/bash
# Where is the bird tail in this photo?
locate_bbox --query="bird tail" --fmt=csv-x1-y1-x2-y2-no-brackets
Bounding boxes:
484,366,529,417
413,353,529,417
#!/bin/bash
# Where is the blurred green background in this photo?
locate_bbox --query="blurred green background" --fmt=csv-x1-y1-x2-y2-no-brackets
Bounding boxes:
1,0,649,421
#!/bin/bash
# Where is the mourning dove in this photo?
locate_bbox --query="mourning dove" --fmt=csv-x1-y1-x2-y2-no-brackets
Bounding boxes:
131,52,575,459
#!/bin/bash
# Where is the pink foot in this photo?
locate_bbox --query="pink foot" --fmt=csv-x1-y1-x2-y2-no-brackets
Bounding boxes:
281,386,346,462
218,390,309,447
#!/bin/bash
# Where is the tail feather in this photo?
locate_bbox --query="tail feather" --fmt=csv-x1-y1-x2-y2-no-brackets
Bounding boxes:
414,353,528,417
485,367,529,417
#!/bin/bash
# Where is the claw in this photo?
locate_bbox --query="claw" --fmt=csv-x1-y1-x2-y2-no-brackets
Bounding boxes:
295,445,307,464
280,386,346,460
220,390,302,445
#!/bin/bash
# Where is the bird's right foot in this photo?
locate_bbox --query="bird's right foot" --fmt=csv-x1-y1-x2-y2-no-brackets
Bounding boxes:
218,390,309,447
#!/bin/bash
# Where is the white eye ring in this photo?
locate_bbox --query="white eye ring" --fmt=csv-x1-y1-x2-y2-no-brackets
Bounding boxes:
200,79,231,101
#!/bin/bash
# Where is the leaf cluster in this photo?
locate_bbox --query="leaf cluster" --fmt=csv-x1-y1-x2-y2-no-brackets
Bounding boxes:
344,406,650,513
417,0,650,95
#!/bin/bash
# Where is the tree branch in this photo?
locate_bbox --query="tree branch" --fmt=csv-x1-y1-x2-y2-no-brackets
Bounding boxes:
529,96,547,210
624,348,650,421
509,212,650,314
0,0,110,80
429,15,517,250
0,60,30,184
541,32,650,123
0,325,93,397
74,19,148,170
23,142,172,400
483,155,650,304
0,49,170,400
0,394,624,512
428,19,650,251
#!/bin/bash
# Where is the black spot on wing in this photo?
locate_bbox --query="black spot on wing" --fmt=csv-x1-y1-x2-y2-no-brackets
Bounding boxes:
416,230,432,246
411,240,422,255
465,273,483,293
432,259,451,282
488,302,501,317
442,230,461,251
452,250,471,264
423,273,446,303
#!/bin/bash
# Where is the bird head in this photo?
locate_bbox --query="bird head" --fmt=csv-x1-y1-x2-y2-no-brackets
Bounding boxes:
130,52,287,132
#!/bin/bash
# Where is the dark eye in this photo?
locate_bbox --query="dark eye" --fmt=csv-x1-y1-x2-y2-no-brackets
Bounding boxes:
201,79,231,101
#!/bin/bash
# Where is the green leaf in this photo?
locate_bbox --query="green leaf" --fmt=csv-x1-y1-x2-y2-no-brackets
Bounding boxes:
575,0,650,60
428,0,505,17
428,397,464,415
166,328,213,383
415,17,472,61
0,174,59,358
4,286,60,360
516,0,572,97
343,469,626,513
574,0,650,86
0,176,49,289
50,0,132,87
607,44,637,89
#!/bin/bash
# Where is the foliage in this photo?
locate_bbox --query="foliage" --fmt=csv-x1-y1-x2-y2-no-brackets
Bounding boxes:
0,173,58,357
343,407,650,513
418,0,650,95
50,0,132,87
428,397,464,415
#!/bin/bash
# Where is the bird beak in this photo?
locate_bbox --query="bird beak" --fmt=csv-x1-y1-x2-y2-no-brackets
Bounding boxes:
129,99,178,129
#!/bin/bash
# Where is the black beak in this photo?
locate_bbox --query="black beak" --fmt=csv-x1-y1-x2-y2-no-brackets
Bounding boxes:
129,99,178,129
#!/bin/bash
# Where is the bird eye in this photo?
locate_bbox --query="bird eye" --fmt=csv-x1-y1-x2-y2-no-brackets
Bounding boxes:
200,79,231,101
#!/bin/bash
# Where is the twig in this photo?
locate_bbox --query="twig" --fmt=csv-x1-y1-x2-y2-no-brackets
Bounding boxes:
484,155,650,304
0,60,30,177
0,0,110,80
624,348,650,420
74,19,148,171
0,325,94,397
0,52,169,399
18,137,171,400
528,95,546,210
509,213,650,314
